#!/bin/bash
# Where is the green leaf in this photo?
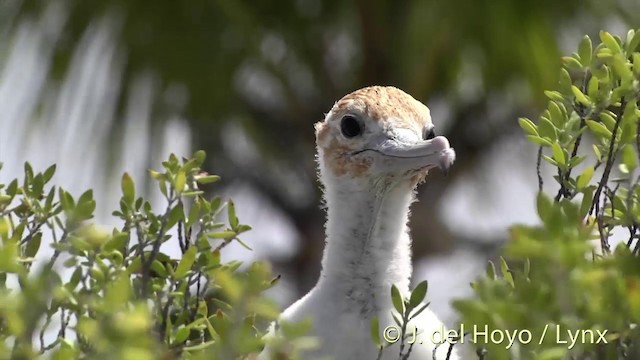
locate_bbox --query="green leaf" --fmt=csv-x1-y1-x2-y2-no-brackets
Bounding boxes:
600,112,617,131
234,238,253,251
207,231,236,239
576,166,594,189
527,135,553,147
390,284,405,315
195,175,221,184
499,257,514,287
43,164,56,183
544,90,566,102
66,267,82,291
175,170,186,194
175,246,197,279
578,35,592,66
551,143,566,167
174,326,190,344
612,54,633,83
600,30,621,53
0,195,11,207
121,173,135,205
486,261,496,280
24,233,42,257
561,56,583,70
629,30,640,52
194,150,206,165
622,145,637,171
593,145,602,161
409,281,428,309
586,120,612,139
78,189,93,206
228,200,239,229
558,68,572,95
579,187,595,219
548,102,564,127
571,85,591,106
587,76,599,100
518,118,538,136
370,317,381,347
187,201,201,226
236,224,252,233
59,189,75,212
536,192,553,222
151,260,168,278
166,203,184,230
537,117,557,142
105,232,128,253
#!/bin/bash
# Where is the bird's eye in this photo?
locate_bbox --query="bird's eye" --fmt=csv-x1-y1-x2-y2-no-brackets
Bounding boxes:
340,115,362,138
423,127,436,140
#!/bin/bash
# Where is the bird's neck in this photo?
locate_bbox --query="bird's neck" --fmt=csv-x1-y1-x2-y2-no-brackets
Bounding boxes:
317,177,415,310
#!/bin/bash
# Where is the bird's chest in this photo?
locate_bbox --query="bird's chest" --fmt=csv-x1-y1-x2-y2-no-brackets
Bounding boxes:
312,311,379,359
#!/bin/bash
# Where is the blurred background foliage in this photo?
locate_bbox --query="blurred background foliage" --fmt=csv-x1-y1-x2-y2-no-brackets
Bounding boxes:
3,0,640,297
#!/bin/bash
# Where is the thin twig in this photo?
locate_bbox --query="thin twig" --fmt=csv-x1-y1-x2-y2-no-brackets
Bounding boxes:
590,100,626,216
141,191,175,297
555,119,587,201
537,146,544,192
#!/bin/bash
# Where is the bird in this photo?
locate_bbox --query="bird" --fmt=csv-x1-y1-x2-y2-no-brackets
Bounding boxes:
259,86,459,360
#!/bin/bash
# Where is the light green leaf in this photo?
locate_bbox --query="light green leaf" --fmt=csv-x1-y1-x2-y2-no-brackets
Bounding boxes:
195,175,221,184
586,120,612,139
578,35,592,66
600,30,622,53
175,170,186,194
592,145,602,161
544,90,566,102
629,30,640,52
561,56,583,69
499,257,514,287
486,261,496,280
536,192,553,222
559,68,572,95
207,231,236,239
538,117,557,142
228,200,239,229
551,143,566,167
121,173,135,205
622,145,637,171
194,150,206,165
576,166,594,189
527,135,553,147
166,203,184,230
174,326,190,344
174,246,197,279
518,118,538,136
370,317,381,347
600,112,617,131
571,85,591,106
548,102,564,127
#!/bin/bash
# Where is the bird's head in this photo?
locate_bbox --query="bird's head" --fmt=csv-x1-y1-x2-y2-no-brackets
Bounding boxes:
315,86,455,190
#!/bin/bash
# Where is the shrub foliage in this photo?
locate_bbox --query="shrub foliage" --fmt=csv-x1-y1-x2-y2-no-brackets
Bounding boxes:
0,152,312,359
453,29,640,359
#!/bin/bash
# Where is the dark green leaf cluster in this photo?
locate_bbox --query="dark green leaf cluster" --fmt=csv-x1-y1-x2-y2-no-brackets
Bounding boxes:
455,29,640,360
0,152,311,359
